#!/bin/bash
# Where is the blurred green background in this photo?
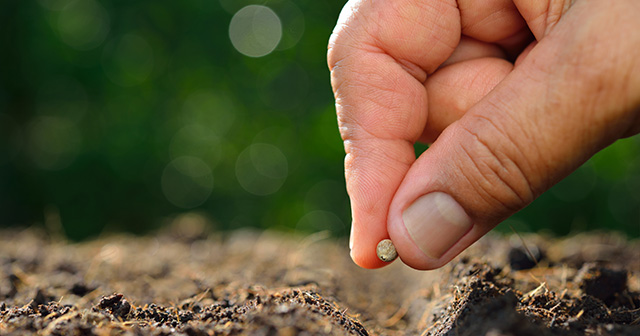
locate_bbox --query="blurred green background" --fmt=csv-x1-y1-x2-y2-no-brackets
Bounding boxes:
0,0,638,240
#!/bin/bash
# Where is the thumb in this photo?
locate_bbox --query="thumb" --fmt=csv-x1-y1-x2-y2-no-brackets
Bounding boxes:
387,1,640,270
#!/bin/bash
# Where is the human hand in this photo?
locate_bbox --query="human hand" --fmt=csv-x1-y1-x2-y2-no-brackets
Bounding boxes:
327,0,640,270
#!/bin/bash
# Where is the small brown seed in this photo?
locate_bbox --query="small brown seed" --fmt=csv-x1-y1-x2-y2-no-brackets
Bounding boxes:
376,239,397,262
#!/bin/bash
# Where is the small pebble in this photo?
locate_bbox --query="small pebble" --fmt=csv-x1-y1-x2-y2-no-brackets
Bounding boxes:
376,239,397,262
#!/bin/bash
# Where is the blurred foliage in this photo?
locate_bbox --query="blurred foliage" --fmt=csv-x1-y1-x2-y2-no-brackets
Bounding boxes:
0,0,638,240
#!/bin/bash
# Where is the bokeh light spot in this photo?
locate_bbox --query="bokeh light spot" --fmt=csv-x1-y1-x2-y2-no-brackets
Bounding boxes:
236,143,288,196
161,156,214,209
102,33,155,87
229,5,282,58
26,116,82,170
252,126,296,168
57,0,110,50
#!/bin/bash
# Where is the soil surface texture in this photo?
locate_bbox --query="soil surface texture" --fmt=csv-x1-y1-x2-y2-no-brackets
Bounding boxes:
0,222,639,335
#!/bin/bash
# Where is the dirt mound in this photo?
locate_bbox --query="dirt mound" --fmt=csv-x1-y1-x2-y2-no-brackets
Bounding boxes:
0,228,638,335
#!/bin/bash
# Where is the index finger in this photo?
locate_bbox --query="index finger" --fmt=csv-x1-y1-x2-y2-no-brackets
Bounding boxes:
328,0,460,268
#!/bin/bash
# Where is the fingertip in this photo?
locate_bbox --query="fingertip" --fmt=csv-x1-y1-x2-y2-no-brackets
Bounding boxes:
349,236,389,269
349,204,395,269
342,140,417,270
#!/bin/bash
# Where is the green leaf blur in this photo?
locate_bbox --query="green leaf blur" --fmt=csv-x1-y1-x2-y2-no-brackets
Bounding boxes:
0,0,638,240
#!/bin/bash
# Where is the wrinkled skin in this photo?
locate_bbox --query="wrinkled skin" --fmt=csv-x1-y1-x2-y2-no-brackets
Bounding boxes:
328,0,640,270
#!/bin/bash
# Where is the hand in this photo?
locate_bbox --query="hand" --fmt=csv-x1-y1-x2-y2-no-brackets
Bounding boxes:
327,0,640,270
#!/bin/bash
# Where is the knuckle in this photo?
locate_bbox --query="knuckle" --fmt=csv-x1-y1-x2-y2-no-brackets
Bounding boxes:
453,119,537,217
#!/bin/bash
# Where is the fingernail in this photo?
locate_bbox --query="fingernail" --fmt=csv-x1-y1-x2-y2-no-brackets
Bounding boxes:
402,192,472,259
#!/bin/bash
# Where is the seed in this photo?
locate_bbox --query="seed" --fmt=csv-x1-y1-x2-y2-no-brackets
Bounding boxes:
376,239,397,262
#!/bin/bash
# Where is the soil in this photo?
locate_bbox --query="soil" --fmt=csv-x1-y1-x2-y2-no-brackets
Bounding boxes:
0,221,638,336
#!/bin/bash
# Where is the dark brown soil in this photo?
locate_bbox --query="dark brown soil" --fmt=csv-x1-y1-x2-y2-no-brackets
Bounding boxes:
0,221,638,335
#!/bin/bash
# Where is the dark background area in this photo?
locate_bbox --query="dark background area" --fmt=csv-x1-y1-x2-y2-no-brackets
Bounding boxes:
0,0,638,240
